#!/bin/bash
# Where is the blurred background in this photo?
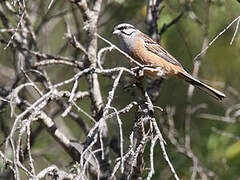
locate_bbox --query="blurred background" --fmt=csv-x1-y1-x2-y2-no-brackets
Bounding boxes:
0,0,240,179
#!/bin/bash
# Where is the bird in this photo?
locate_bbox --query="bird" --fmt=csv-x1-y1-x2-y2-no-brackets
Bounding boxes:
112,23,225,101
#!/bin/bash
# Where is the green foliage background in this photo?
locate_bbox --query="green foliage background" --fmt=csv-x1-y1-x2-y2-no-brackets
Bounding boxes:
0,0,240,179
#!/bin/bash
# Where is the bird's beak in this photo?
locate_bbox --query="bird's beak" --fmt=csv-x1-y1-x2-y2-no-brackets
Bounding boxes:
113,29,120,35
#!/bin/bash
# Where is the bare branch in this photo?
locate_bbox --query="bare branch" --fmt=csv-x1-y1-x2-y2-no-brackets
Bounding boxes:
194,16,240,60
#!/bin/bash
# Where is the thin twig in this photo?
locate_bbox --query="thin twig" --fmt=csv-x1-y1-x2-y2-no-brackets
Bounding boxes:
194,16,240,60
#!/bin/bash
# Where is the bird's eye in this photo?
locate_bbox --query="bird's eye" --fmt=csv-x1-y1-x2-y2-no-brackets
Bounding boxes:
118,26,127,31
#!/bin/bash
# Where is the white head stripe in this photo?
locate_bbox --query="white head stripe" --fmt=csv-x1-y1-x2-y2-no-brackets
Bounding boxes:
114,23,135,30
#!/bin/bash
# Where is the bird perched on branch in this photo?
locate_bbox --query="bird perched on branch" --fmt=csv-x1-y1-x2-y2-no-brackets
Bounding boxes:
113,23,225,101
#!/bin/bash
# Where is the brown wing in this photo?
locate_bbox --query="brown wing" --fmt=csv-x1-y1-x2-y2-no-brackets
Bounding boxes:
139,33,183,68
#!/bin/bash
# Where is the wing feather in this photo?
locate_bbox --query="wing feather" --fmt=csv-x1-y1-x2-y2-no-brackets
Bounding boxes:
139,33,183,68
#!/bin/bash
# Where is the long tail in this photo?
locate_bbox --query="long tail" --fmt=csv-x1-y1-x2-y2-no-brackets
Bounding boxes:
178,72,226,101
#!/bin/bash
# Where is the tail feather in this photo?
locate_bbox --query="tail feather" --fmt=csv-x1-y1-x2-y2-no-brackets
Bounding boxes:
178,72,226,101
